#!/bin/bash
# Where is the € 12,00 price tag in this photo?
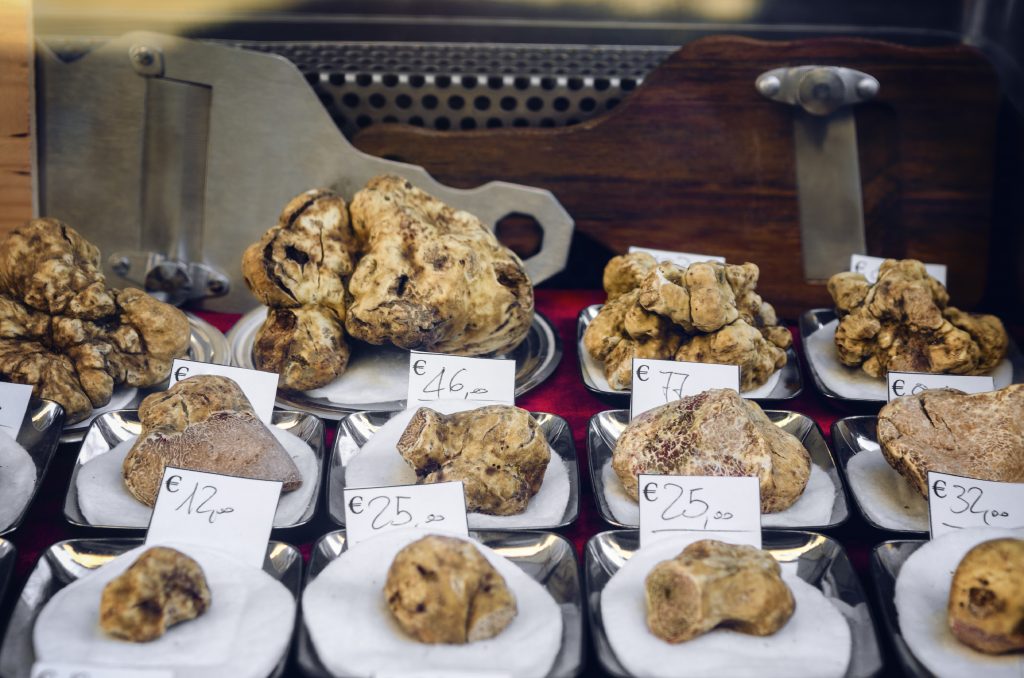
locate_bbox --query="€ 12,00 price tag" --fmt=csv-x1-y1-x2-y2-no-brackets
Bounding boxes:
886,371,995,402
628,246,726,268
344,481,469,547
927,471,1024,540
169,359,279,424
407,352,515,406
145,467,282,569
850,253,947,286
630,358,740,419
638,474,762,549
31,664,172,678
0,380,33,434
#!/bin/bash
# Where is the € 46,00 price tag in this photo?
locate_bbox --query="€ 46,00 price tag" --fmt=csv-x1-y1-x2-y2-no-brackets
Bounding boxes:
887,371,994,402
628,246,726,267
928,471,1024,540
0,380,33,434
344,481,469,547
850,253,947,286
407,352,515,406
638,474,761,549
146,467,282,569
169,359,279,424
31,664,172,678
630,358,740,419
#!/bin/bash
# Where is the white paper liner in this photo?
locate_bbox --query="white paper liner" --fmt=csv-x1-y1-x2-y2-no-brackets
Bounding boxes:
33,542,295,678
305,343,409,406
894,527,1024,678
344,400,571,529
600,540,852,678
580,340,783,398
77,427,319,528
302,529,562,678
806,319,1013,400
0,431,36,531
600,459,837,528
845,447,929,531
64,386,139,431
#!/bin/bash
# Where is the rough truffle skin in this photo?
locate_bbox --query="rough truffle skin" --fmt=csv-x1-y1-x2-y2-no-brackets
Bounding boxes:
645,540,794,643
603,251,657,301
948,538,1024,654
346,175,534,356
612,389,811,513
828,259,1008,378
100,547,211,642
876,385,1024,496
252,306,349,392
397,405,550,515
122,375,302,506
384,535,517,644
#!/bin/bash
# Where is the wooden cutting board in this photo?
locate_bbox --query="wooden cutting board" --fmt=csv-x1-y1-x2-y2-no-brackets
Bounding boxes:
354,36,999,319
0,0,34,238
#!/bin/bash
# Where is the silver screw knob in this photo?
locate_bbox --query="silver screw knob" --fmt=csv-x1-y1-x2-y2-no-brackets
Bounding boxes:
856,77,880,99
756,75,781,98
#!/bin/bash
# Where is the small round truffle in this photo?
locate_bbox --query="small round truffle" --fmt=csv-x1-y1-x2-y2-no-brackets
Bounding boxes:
948,537,1024,654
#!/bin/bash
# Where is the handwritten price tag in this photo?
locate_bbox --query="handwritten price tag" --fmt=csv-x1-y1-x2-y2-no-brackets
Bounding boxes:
0,381,33,434
407,352,515,406
146,467,281,568
31,663,171,678
887,371,994,402
638,474,761,549
630,358,740,419
169,359,278,424
629,246,726,267
850,253,947,286
928,471,1024,539
344,481,469,547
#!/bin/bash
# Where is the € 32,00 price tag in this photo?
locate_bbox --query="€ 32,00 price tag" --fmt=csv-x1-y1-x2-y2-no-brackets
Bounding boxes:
0,380,33,435
407,352,515,406
886,371,995,402
31,663,172,678
850,253,947,286
344,481,469,547
630,358,740,419
638,474,761,549
628,246,726,268
169,359,279,424
928,471,1024,540
145,467,282,569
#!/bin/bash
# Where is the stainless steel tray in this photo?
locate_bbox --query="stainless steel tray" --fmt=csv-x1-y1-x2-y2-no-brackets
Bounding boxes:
63,409,325,530
0,398,65,536
327,409,579,530
586,529,883,678
296,529,583,677
59,312,232,443
831,416,926,535
0,539,14,608
587,409,848,530
228,306,562,418
577,304,803,401
0,537,302,678
869,540,929,677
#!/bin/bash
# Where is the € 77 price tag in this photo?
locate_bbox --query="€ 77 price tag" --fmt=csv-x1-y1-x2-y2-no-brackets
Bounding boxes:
630,358,740,419
928,471,1024,539
169,359,279,424
31,664,171,678
628,246,726,267
639,474,761,549
407,352,515,406
344,481,469,547
886,371,994,402
0,380,33,434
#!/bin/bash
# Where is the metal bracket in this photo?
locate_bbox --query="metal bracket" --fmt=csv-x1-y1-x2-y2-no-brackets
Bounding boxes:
109,251,230,306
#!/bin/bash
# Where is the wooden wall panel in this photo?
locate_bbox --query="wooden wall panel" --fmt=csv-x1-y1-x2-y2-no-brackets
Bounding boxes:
0,0,33,239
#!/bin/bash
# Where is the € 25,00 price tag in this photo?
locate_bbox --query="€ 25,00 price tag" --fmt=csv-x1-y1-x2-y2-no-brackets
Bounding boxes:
0,380,33,435
407,352,515,406
638,474,761,549
344,481,469,547
928,471,1024,540
145,467,282,569
850,253,947,286
630,358,740,419
886,371,995,402
169,359,279,424
31,664,172,678
628,246,726,267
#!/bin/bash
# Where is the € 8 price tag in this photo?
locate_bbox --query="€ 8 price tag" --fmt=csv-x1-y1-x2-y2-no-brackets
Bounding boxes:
638,474,761,549
31,663,171,678
850,253,947,286
344,481,469,547
0,381,33,434
927,471,1024,539
630,358,740,419
407,352,515,406
628,246,726,267
886,371,994,402
169,359,279,424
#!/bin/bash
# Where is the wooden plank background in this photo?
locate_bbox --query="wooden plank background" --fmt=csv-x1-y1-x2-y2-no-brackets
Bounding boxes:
0,0,33,239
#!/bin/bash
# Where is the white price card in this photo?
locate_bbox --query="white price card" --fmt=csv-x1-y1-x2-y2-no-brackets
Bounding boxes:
145,467,282,569
0,381,33,434
887,371,994,402
630,358,740,419
169,359,278,424
629,246,726,267
407,352,515,406
344,481,469,547
928,471,1024,539
638,474,762,549
850,253,947,286
31,663,172,678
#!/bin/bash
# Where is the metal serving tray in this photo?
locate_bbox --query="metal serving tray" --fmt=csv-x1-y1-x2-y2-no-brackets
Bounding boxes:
296,529,583,677
63,409,325,530
587,409,848,530
0,538,14,607
586,529,883,678
0,398,65,536
328,409,579,530
0,538,302,678
870,540,931,676
577,304,803,402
